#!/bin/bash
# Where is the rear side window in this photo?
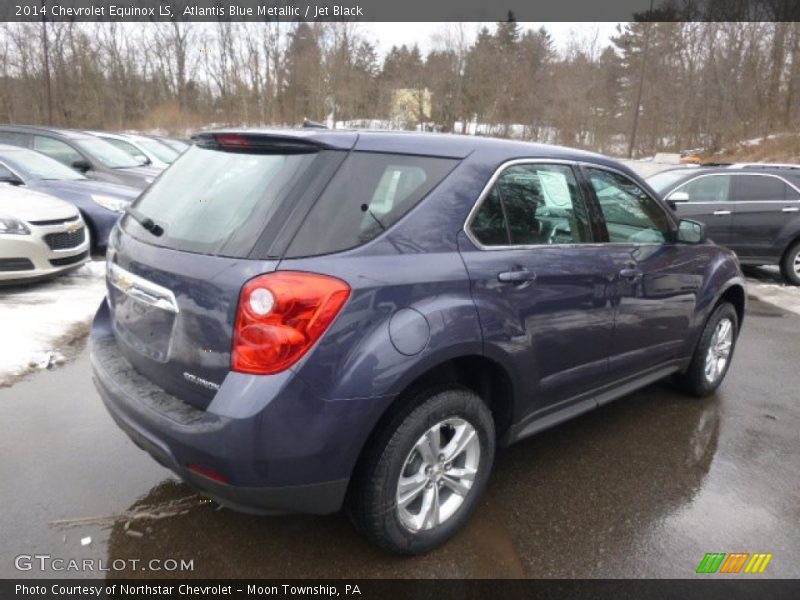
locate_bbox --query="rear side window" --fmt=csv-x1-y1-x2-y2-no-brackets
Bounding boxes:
287,152,457,257
734,175,793,201
123,145,322,257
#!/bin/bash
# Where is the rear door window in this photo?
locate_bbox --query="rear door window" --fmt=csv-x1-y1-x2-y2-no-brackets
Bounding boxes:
733,175,789,201
286,152,457,257
469,163,592,246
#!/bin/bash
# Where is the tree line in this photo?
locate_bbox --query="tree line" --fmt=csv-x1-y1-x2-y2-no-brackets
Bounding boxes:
0,20,798,157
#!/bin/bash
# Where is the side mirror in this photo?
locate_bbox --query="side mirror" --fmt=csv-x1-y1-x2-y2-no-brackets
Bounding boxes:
666,190,689,210
676,219,706,244
72,159,91,173
135,154,151,166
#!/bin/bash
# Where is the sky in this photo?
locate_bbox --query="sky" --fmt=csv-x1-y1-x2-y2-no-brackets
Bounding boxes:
360,22,623,57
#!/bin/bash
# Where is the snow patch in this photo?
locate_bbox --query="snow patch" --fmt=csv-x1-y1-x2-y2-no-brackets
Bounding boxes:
0,261,106,386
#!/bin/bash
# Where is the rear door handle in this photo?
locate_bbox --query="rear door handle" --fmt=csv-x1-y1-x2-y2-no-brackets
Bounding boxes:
782,206,799,213
497,269,536,283
713,210,731,216
619,268,643,281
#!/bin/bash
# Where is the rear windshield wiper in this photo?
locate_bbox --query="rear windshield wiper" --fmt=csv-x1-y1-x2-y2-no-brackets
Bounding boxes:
125,206,164,237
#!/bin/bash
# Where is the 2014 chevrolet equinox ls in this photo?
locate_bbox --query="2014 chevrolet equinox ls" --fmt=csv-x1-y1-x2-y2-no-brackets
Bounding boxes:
91,130,746,554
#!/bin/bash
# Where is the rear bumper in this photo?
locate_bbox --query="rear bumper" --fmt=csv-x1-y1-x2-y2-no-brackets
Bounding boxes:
97,386,347,514
90,301,385,515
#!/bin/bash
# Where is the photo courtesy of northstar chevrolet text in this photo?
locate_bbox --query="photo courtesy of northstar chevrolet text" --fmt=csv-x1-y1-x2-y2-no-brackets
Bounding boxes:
0,0,799,597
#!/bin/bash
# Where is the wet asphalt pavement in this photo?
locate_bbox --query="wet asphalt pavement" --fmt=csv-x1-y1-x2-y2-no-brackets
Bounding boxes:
1,297,798,579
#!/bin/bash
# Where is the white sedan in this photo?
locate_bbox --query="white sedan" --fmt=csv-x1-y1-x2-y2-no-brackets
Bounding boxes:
0,185,90,284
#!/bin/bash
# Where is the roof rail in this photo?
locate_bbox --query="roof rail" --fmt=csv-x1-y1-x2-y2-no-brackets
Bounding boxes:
730,162,800,170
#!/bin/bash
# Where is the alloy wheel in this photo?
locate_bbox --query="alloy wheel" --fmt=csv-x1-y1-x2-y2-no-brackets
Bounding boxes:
396,418,481,532
704,317,733,384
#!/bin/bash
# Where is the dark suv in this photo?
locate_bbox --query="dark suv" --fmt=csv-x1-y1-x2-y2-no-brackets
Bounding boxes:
648,164,800,284
91,130,745,554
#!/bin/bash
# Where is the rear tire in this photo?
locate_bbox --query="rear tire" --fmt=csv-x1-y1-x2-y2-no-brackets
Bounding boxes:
673,302,738,397
779,240,800,286
347,386,495,555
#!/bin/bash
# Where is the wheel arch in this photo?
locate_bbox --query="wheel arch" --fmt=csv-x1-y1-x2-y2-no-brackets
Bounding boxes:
346,353,517,495
715,281,746,328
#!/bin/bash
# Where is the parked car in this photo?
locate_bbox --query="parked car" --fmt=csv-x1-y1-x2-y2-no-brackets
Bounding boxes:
91,130,746,554
88,131,180,170
0,144,139,251
648,163,800,285
0,125,160,190
1,184,90,283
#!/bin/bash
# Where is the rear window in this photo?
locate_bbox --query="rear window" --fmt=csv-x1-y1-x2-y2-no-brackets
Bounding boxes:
123,145,321,257
286,152,457,257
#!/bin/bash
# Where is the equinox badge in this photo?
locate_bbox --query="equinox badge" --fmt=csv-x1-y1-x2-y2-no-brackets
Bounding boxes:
183,372,220,391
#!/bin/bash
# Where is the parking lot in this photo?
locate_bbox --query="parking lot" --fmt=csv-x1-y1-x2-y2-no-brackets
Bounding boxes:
1,269,798,578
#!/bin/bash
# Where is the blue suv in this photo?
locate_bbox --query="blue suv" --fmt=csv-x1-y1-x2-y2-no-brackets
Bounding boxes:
91,130,745,554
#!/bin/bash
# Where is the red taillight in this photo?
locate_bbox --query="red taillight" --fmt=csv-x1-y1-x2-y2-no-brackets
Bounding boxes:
232,271,350,375
213,133,251,149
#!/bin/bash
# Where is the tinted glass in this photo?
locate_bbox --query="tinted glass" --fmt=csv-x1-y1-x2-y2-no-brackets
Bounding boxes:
287,152,457,257
676,175,731,202
588,168,671,244
33,136,83,167
734,175,790,201
75,138,142,168
124,145,321,257
4,147,85,180
470,187,509,245
472,163,590,246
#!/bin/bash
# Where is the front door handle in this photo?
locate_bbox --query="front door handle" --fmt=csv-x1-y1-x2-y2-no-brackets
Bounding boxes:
782,206,799,213
713,210,731,216
619,268,643,281
497,269,536,284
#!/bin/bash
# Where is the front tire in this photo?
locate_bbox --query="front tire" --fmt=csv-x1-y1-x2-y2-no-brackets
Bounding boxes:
779,240,800,286
347,386,495,555
673,302,738,397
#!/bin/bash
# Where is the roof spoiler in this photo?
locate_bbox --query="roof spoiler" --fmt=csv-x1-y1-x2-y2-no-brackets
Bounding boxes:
191,131,331,154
